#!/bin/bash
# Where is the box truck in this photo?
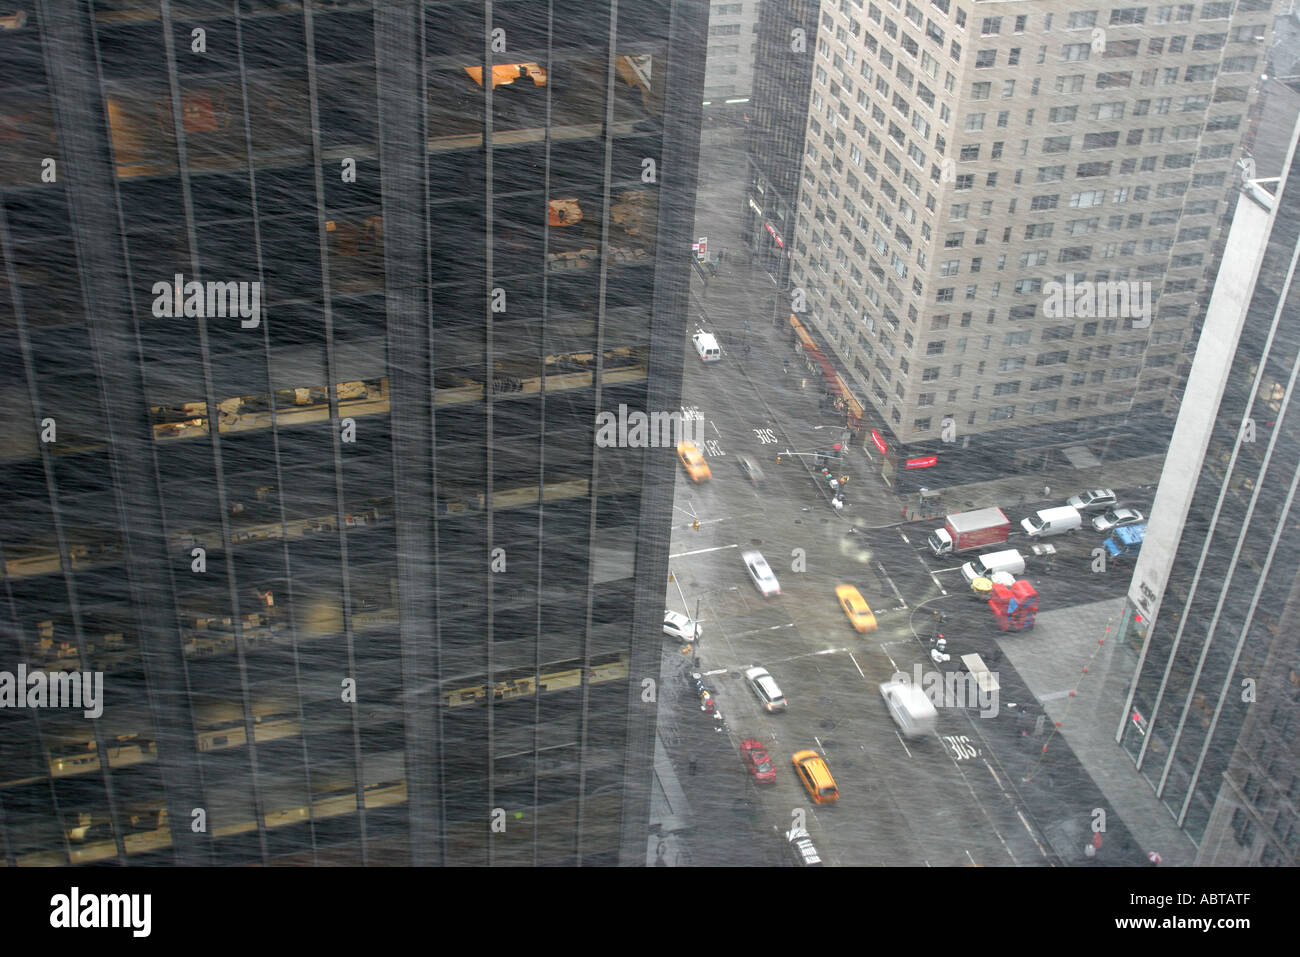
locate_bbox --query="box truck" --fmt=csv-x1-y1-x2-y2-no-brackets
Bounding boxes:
927,507,1011,557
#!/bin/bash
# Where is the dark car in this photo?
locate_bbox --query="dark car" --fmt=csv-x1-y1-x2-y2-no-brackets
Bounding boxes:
736,454,767,487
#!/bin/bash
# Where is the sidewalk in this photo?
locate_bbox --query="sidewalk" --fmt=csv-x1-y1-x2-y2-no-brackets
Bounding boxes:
1002,597,1199,867
873,450,1167,522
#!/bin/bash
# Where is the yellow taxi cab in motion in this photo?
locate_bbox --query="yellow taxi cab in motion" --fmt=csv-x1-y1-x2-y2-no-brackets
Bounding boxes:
791,750,839,804
676,441,711,482
834,584,877,633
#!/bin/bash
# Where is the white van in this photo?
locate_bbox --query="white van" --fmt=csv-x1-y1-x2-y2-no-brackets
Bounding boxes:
691,330,721,362
880,678,938,737
961,548,1026,583
1020,505,1082,538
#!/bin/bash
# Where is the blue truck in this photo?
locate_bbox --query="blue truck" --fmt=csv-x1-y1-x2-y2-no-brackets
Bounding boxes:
1104,523,1146,564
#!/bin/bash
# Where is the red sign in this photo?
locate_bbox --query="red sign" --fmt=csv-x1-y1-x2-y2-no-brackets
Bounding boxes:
904,455,938,469
871,430,888,454
764,222,785,248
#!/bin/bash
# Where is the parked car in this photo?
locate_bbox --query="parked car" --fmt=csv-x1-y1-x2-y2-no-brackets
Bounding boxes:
834,584,877,633
1092,506,1144,532
676,441,711,482
1067,488,1118,513
736,454,767,487
741,550,780,596
743,666,788,712
663,610,699,644
740,739,776,783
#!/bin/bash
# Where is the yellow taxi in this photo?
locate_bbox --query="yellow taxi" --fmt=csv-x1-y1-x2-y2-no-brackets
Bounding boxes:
791,750,839,804
834,584,877,633
676,441,712,482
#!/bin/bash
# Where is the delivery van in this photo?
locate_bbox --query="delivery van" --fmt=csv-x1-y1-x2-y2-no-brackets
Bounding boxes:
961,548,1026,584
1020,504,1082,538
879,678,938,737
691,330,721,362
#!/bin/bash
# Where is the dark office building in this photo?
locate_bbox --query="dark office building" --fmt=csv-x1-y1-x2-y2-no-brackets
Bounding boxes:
741,0,816,288
0,0,705,866
1115,88,1300,863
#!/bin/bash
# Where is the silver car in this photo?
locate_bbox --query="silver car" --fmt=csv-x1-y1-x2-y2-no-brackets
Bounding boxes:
1092,507,1144,532
1067,488,1117,512
743,666,788,712
741,549,781,596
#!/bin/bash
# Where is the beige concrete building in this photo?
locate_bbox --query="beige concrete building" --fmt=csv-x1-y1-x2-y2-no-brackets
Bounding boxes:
705,0,762,105
789,0,1278,481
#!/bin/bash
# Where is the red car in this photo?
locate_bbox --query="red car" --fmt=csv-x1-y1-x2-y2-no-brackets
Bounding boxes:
740,739,776,784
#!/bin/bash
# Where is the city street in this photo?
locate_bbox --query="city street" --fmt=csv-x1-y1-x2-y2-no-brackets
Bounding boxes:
655,128,1160,867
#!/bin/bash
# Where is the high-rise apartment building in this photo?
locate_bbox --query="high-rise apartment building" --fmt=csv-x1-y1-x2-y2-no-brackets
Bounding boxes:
704,0,761,107
1115,87,1300,863
0,0,704,866
756,0,1276,489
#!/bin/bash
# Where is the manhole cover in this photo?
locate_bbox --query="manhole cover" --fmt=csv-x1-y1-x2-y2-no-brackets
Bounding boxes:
750,539,763,546
820,720,837,732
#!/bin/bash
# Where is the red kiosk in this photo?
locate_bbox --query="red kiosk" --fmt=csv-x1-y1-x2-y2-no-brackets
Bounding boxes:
989,580,1039,631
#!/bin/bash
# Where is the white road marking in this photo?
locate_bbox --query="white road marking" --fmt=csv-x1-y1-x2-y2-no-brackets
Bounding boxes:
670,543,738,558
756,645,845,666
1016,809,1051,859
814,735,825,755
848,651,865,678
727,622,798,640
965,848,978,867
876,560,907,608
895,730,913,758
928,735,1020,865
673,502,698,518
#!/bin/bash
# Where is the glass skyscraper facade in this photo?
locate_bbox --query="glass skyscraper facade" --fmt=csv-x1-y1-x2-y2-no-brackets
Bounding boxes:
1116,90,1300,860
0,0,704,865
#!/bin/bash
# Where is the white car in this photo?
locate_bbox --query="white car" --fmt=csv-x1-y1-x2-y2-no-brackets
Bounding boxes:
691,330,721,361
743,666,788,712
663,610,700,643
741,549,780,596
1092,506,1145,532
